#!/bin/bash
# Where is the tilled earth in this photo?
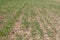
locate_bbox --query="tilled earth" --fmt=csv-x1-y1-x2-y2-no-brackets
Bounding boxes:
0,0,60,40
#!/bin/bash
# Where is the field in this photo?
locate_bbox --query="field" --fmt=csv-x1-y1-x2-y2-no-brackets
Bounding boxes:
0,0,60,40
